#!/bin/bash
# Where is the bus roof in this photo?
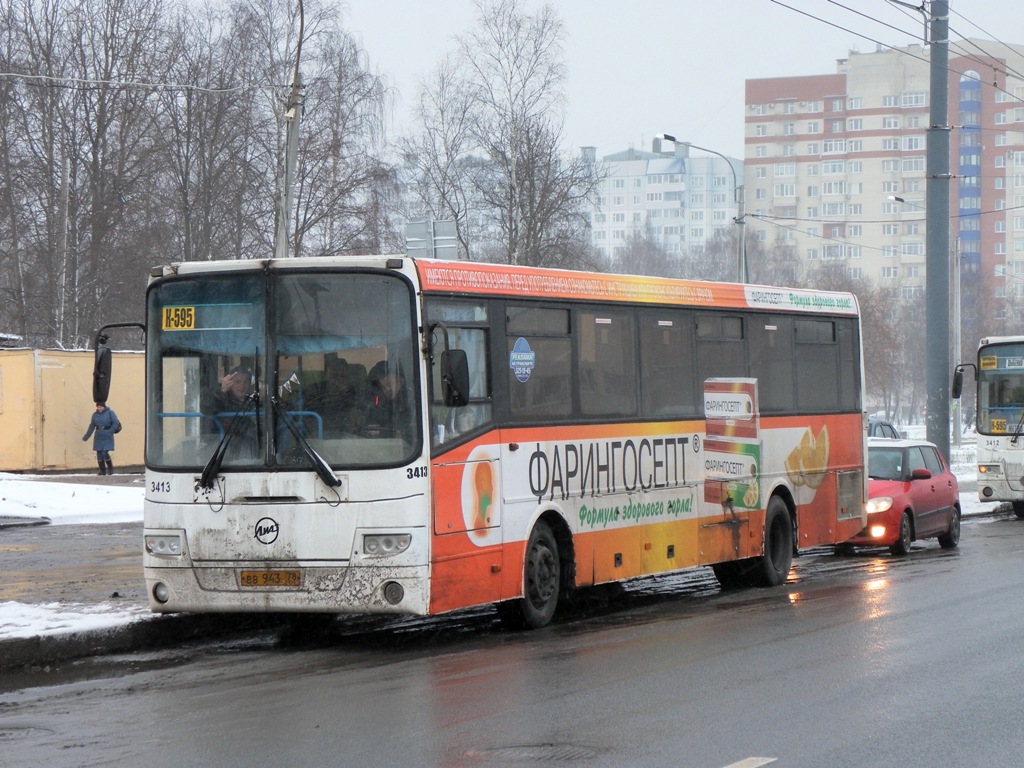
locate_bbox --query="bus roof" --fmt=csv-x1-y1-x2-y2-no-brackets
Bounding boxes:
415,258,860,316
154,255,859,317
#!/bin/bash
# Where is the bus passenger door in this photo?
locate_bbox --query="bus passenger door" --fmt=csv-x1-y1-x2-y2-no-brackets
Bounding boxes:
430,446,503,613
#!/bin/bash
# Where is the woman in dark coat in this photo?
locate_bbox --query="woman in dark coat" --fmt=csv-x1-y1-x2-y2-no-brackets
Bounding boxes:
83,402,121,475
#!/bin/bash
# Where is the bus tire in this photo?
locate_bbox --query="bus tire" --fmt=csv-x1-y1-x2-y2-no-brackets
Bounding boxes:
497,520,560,630
750,496,794,587
711,561,745,590
1013,501,1024,519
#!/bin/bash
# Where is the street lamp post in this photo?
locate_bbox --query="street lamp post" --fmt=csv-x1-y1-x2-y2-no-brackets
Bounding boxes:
659,134,746,283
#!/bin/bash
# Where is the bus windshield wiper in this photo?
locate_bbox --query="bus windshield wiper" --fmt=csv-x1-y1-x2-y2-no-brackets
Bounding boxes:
271,396,342,488
1011,408,1024,445
198,391,258,491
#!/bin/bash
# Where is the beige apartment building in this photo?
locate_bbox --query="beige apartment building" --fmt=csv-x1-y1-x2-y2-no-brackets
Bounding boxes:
744,40,1024,331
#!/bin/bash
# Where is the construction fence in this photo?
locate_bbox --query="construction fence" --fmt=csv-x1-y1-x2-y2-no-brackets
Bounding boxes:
0,349,144,472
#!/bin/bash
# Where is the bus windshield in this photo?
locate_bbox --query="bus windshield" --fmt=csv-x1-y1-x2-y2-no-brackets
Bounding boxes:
978,342,1024,436
146,270,419,470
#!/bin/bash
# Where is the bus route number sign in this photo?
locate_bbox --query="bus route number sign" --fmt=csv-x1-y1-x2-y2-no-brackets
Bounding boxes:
162,306,196,331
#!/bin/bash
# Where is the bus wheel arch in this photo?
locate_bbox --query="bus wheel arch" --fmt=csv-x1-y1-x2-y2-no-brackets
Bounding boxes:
496,512,573,630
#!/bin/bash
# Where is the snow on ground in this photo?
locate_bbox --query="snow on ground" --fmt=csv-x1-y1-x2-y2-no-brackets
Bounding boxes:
0,472,144,526
0,436,1005,641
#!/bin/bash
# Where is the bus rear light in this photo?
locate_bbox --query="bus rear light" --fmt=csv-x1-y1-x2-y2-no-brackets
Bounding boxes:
383,581,405,605
363,533,412,556
145,535,182,557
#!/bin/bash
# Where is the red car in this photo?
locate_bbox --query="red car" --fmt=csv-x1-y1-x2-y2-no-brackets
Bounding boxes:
844,438,961,555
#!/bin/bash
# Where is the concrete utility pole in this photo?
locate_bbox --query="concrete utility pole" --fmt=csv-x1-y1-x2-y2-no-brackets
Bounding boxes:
925,0,951,458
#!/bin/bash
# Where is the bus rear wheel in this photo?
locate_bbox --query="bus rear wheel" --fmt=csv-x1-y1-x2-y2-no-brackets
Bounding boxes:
750,496,794,587
497,520,560,630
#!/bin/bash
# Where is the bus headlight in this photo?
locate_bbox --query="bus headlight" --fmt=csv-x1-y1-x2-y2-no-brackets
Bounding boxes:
145,535,182,557
978,464,1001,475
363,533,412,556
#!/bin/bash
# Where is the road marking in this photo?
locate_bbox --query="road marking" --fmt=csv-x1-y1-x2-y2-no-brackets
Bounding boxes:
722,759,777,768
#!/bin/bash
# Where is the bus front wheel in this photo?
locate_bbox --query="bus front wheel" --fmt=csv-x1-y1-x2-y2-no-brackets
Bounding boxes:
497,520,560,630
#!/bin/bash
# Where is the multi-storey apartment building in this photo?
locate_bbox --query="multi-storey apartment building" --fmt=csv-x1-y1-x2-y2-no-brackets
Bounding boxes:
745,40,1024,327
588,140,741,263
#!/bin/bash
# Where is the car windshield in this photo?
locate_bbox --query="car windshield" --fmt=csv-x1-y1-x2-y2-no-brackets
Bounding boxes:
868,447,904,481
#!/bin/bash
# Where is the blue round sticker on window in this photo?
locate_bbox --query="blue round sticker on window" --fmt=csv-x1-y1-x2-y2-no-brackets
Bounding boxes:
510,337,536,383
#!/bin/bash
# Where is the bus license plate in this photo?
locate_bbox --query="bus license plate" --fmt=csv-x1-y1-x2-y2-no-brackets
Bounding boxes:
239,570,301,587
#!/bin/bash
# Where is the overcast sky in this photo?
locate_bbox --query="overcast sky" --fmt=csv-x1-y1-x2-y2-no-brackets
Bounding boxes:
346,0,1014,160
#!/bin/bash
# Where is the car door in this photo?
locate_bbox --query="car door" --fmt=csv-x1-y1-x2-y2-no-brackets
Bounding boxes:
906,445,944,536
922,445,956,534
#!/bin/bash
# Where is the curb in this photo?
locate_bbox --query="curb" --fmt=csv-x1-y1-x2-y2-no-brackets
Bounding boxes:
0,613,291,672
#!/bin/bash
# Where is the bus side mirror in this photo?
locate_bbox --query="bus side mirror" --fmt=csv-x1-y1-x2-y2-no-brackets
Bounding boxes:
441,349,470,407
951,367,963,399
93,345,112,404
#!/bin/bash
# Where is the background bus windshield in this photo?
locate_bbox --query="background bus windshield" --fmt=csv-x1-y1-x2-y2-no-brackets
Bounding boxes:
978,343,1024,435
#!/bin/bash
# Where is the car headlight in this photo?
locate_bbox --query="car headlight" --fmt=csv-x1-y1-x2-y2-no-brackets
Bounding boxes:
145,534,182,557
363,533,412,556
865,496,894,514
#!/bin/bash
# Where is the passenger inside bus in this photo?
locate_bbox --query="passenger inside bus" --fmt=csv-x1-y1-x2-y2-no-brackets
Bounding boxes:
306,356,365,436
364,360,414,441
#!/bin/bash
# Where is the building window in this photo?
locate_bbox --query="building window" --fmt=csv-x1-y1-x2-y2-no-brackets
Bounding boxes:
883,116,901,129
903,136,925,150
848,118,863,130
902,91,926,107
806,142,819,155
883,95,899,107
883,267,899,278
755,146,768,157
883,224,899,235
756,124,768,136
807,121,820,134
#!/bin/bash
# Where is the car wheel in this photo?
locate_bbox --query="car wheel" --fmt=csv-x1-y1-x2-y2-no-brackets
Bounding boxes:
938,506,961,549
889,511,912,556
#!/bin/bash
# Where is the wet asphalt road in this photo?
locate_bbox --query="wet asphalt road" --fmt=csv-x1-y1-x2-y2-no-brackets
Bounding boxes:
3,509,1024,767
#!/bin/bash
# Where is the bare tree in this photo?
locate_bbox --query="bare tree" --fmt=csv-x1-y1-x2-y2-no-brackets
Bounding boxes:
406,0,599,267
403,56,477,259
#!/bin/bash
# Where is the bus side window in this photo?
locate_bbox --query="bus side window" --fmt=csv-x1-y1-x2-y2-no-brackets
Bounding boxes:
426,302,492,446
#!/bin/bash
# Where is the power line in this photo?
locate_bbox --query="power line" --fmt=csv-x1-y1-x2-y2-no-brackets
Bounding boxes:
768,0,1024,104
0,70,270,95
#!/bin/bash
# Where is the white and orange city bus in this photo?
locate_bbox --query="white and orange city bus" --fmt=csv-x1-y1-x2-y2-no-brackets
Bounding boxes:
139,256,867,628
